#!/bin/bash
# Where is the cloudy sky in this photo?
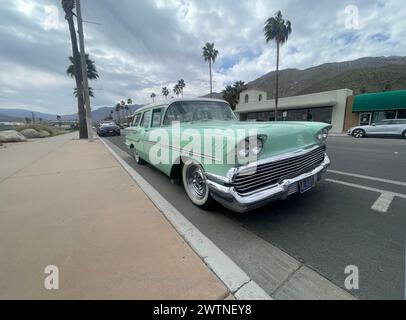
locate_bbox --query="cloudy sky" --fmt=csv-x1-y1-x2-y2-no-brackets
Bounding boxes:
0,0,405,114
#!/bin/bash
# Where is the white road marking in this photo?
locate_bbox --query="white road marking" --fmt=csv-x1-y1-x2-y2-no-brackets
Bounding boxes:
327,170,406,187
326,178,406,213
371,193,395,213
326,179,406,199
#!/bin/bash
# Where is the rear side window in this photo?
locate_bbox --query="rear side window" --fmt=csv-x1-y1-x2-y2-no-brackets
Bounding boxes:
152,108,164,127
140,110,151,128
132,113,141,127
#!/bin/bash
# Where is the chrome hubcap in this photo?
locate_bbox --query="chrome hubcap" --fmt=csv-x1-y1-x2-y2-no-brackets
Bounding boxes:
354,130,363,138
186,165,207,200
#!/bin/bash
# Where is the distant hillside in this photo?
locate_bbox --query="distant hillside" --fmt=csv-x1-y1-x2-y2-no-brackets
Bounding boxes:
199,92,224,100
0,105,143,123
247,56,406,98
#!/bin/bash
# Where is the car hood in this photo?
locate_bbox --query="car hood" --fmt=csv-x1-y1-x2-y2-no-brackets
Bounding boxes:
179,120,330,159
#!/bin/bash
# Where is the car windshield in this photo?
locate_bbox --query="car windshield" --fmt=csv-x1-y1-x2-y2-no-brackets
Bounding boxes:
163,101,235,125
101,122,116,127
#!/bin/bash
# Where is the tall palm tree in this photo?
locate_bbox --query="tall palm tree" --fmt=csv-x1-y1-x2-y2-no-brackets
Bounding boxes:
115,103,121,123
120,100,126,123
150,93,156,102
173,84,181,98
67,54,99,80
178,79,186,98
67,55,98,98
110,110,114,120
264,10,292,120
61,0,87,138
73,87,94,98
202,42,219,98
162,87,169,99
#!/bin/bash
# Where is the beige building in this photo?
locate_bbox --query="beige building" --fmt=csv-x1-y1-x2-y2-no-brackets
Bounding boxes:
235,88,355,133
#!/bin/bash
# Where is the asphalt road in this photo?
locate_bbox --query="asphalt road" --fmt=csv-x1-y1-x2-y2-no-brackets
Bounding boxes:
104,134,406,300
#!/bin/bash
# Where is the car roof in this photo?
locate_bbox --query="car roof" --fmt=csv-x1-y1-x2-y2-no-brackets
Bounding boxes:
133,98,229,114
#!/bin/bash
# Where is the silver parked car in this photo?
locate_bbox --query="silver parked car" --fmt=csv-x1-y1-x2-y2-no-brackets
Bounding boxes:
348,119,406,138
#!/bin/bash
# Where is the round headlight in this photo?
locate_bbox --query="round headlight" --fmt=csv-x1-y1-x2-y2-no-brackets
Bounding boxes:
237,139,250,158
251,138,263,155
237,137,265,158
316,128,329,141
322,128,329,140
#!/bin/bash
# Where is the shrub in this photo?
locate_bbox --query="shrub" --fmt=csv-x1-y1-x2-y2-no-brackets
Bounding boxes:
15,124,56,136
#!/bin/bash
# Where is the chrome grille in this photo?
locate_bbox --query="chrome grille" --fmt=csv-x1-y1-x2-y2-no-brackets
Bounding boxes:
232,145,326,194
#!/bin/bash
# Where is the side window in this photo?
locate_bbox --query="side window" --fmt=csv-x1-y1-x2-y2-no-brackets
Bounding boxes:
132,114,141,127
163,105,179,126
140,110,151,128
152,108,163,128
245,94,249,103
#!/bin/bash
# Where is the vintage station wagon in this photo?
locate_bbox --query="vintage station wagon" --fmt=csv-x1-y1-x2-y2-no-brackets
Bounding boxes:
125,98,331,213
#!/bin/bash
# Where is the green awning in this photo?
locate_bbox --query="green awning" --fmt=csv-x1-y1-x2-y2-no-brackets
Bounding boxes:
353,90,406,112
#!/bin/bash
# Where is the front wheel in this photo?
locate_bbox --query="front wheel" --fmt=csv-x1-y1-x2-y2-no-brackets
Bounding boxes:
133,148,145,165
352,129,365,138
182,160,213,210
402,131,406,139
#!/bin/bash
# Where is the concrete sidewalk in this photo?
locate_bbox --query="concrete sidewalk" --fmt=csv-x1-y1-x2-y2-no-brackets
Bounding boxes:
0,132,229,299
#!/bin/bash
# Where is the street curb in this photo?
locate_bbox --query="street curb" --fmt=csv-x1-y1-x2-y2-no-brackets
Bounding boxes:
99,137,272,300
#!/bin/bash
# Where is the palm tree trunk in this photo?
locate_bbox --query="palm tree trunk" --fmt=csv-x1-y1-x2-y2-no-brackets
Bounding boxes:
275,42,280,121
67,16,88,138
209,60,212,98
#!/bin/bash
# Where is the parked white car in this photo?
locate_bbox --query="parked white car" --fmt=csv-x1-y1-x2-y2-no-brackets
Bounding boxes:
348,119,406,138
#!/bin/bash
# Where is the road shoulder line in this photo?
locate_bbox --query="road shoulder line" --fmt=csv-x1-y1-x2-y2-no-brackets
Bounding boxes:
328,169,406,187
99,137,271,300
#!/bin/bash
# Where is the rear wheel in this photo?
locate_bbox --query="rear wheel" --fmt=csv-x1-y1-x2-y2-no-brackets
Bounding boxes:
133,148,145,165
182,160,213,209
352,129,365,138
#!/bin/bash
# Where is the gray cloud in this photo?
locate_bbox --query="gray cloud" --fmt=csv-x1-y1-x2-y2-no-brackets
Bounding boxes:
0,0,405,114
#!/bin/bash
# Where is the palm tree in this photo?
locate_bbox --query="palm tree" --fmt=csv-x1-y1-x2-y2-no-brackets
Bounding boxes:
264,11,292,120
67,55,98,98
178,79,186,98
162,87,169,99
56,115,62,128
150,93,156,102
173,84,181,98
115,103,121,123
61,0,87,138
127,98,133,106
73,87,94,98
120,100,126,123
202,42,219,98
67,54,99,80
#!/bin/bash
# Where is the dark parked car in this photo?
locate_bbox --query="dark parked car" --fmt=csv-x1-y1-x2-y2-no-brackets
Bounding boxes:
97,122,121,137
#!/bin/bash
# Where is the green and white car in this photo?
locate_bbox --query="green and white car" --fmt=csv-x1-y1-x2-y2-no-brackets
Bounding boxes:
125,98,331,213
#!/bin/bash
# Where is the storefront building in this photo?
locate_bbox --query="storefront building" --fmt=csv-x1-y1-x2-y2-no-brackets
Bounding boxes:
235,89,354,133
352,90,406,126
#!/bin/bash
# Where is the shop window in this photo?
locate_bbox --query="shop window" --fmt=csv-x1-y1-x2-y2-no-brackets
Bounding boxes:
397,110,406,119
245,94,249,103
259,94,262,102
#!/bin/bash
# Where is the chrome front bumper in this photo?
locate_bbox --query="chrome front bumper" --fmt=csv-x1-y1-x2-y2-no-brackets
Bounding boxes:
206,154,331,213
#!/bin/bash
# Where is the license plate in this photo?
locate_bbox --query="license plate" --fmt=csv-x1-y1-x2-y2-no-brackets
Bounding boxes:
299,176,315,194
109,130,113,133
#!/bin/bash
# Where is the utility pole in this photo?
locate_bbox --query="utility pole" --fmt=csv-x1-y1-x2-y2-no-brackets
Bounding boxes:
76,0,93,141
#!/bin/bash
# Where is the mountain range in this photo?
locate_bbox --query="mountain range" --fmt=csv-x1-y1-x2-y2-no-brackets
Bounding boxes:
0,105,143,123
203,56,406,100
